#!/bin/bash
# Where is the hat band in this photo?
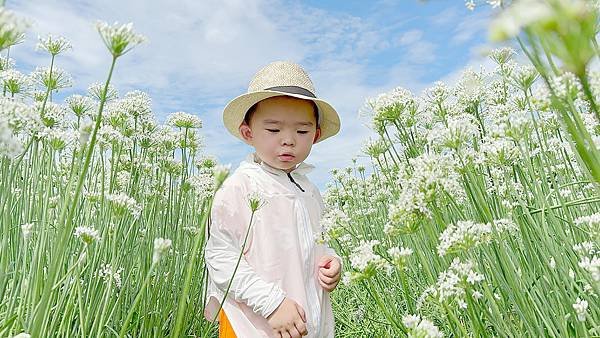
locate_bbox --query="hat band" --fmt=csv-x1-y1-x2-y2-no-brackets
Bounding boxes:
265,86,316,98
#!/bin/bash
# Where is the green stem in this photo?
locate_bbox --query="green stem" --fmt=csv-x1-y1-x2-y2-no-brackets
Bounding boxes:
30,55,118,336
172,198,212,337
118,263,155,337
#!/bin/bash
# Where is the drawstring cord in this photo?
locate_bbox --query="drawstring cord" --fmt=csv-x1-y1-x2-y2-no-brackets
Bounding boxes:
286,172,305,192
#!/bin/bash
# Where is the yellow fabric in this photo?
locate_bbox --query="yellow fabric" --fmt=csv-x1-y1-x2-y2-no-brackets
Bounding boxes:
219,309,237,338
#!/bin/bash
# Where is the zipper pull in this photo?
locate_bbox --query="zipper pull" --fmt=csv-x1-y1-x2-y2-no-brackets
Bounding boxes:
286,172,305,192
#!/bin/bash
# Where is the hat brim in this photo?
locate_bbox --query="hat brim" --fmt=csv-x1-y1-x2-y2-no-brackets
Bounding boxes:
223,90,340,143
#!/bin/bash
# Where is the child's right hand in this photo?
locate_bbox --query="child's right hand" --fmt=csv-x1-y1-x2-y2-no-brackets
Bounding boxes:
266,297,308,337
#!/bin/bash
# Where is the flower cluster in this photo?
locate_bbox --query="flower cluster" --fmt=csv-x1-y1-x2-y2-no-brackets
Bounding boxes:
573,297,589,322
167,111,203,129
0,117,22,158
574,241,599,282
575,213,600,241
65,95,97,118
385,186,429,235
88,82,119,101
427,113,479,151
36,34,72,56
318,209,350,243
438,218,518,256
402,314,444,338
98,263,123,288
74,226,100,245
105,192,142,219
95,21,147,57
152,237,172,264
387,246,413,269
342,240,389,285
31,66,73,91
0,8,30,50
1,69,31,96
21,223,33,240
418,258,484,310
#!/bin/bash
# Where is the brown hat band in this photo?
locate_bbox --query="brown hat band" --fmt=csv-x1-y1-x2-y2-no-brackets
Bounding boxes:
265,86,316,98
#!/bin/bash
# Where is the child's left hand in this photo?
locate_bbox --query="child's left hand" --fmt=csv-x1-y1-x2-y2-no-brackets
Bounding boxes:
317,255,341,292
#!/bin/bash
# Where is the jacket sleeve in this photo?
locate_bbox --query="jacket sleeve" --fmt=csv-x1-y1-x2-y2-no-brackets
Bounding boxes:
204,178,286,318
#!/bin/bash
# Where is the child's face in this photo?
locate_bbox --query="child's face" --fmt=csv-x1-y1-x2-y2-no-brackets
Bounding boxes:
239,96,321,173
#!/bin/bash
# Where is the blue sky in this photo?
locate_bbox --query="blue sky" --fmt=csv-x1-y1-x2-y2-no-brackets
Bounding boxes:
8,0,494,189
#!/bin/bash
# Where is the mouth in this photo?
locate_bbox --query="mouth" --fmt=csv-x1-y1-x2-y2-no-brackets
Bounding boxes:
278,153,295,161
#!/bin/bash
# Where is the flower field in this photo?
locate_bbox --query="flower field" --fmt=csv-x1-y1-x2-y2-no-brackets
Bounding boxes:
1,1,600,337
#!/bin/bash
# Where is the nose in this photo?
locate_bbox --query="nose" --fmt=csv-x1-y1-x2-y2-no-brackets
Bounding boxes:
281,130,295,146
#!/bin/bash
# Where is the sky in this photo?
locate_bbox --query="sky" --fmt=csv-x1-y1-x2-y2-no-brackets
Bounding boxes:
7,0,496,190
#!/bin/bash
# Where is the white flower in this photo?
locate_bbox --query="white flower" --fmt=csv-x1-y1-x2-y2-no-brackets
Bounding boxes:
36,34,72,55
65,95,96,118
487,0,503,8
573,241,596,256
97,125,128,149
12,333,31,338
437,220,491,256
320,209,349,242
403,153,464,202
213,164,231,189
575,213,600,240
578,256,600,282
363,86,420,132
349,240,385,272
0,56,15,71
88,82,119,101
402,314,444,337
247,192,266,212
21,223,33,240
388,246,413,269
0,8,30,50
152,237,172,264
418,258,484,310
167,111,203,129
95,21,147,57
573,297,588,322
489,0,554,41
39,127,75,151
106,192,142,218
480,136,520,166
386,186,429,235
549,257,556,270
1,69,31,95
341,271,352,286
98,263,123,288
465,0,476,11
427,114,479,150
74,226,100,245
31,66,73,91
0,118,22,158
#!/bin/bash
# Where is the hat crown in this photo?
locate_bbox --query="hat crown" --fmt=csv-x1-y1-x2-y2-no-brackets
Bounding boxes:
248,61,316,95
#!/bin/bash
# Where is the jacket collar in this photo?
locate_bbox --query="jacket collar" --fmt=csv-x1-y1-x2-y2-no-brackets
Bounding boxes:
244,152,314,176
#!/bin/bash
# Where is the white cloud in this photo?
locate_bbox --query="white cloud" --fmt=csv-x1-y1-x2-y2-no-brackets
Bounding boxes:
398,29,423,46
451,10,491,45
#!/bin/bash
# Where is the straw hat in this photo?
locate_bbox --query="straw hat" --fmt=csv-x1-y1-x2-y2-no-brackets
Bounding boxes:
223,61,341,143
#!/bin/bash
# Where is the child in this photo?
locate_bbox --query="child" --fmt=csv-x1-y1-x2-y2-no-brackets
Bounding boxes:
204,60,343,338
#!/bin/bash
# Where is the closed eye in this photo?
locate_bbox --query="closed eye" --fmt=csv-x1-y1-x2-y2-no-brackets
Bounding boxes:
298,131,308,134
266,129,279,133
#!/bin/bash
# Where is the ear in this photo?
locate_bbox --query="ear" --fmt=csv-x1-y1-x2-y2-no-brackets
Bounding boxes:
239,122,253,145
313,127,322,144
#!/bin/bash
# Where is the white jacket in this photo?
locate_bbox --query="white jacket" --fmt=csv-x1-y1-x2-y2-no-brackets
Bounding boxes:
204,152,340,337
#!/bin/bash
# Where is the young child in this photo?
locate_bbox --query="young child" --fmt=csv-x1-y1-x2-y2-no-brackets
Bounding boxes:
204,61,342,338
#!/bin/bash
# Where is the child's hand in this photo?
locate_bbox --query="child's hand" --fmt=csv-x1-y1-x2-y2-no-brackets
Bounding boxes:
317,255,341,292
266,297,308,337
